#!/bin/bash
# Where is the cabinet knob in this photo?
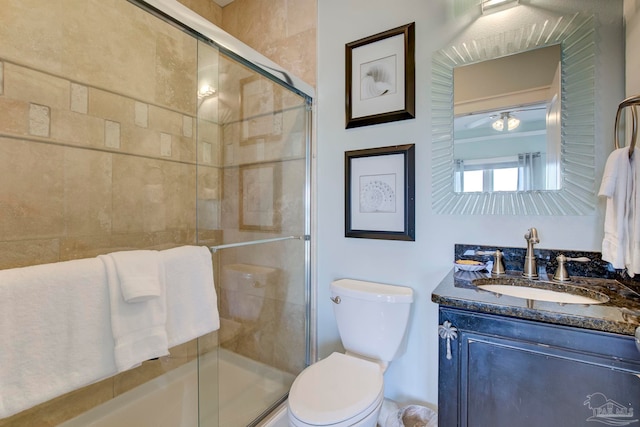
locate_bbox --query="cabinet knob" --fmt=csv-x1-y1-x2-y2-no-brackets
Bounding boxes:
438,321,458,360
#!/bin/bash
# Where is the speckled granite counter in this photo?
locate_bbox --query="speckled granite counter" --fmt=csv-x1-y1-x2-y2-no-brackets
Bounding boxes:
432,245,640,336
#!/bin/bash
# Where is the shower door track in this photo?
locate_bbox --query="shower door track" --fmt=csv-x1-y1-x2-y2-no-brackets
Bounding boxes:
209,235,308,253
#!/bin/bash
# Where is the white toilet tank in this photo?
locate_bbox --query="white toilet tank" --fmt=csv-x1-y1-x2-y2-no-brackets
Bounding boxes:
331,279,413,363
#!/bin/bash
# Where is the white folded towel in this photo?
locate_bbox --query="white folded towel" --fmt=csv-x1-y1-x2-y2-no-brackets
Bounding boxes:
0,258,117,419
599,146,632,269
161,246,220,347
109,250,162,303
99,254,169,372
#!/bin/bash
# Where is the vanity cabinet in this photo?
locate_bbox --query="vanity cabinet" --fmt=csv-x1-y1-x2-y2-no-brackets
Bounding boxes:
438,307,640,427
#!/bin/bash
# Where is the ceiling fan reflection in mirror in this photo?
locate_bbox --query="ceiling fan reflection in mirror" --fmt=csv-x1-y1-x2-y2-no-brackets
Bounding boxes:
455,104,547,133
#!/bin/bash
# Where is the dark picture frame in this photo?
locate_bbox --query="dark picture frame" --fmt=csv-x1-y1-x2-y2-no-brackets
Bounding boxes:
345,22,415,129
345,144,415,240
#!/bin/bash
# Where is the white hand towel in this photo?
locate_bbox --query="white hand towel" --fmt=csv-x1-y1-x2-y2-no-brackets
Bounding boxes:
109,250,162,303
599,146,632,269
628,153,640,276
0,259,117,419
99,255,169,372
161,246,220,347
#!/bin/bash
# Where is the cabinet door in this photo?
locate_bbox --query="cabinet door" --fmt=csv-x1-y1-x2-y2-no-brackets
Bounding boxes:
461,333,640,427
438,308,640,427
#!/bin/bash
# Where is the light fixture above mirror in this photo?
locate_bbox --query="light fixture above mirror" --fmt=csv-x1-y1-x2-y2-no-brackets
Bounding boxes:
432,11,598,215
481,0,519,14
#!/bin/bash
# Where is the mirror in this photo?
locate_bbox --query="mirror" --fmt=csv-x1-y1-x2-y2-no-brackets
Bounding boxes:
432,11,597,215
453,45,561,193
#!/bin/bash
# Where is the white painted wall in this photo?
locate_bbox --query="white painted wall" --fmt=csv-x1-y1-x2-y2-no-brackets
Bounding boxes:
316,0,625,408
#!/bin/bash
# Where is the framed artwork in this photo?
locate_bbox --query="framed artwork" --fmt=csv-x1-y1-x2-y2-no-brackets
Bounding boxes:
240,76,282,143
345,144,415,240
345,22,415,129
239,163,282,232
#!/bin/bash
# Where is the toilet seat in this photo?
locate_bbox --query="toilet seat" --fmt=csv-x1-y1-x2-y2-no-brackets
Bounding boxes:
288,352,384,426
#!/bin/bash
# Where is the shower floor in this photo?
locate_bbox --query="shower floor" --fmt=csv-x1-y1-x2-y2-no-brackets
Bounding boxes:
59,349,294,427
201,349,295,426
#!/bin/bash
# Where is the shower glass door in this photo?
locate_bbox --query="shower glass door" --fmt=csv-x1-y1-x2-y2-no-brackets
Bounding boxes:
196,40,311,427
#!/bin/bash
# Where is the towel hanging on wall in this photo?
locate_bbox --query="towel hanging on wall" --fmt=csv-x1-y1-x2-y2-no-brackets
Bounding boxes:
0,245,220,418
99,254,169,372
0,258,117,419
599,146,632,270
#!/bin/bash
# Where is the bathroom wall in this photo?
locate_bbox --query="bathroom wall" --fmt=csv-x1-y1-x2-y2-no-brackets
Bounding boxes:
220,0,317,87
317,0,624,408
178,0,223,25
0,0,218,424
1,0,311,424
0,0,203,269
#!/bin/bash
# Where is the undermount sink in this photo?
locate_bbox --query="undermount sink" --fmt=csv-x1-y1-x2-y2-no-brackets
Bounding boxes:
472,277,610,305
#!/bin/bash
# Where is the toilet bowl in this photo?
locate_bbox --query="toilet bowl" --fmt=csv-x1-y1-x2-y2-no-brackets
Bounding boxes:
288,353,384,427
287,279,414,427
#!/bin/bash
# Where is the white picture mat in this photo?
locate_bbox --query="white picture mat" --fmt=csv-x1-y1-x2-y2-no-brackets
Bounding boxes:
351,34,406,119
350,153,405,232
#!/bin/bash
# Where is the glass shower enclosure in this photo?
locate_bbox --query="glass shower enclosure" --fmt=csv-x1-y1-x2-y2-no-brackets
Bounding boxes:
193,28,312,427
125,1,313,425
0,0,311,425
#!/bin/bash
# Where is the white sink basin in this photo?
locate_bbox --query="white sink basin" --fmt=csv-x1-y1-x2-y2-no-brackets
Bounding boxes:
476,284,607,304
472,277,610,305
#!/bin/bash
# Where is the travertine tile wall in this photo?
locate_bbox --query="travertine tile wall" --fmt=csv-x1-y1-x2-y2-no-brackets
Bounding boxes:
222,0,317,87
0,0,204,270
179,0,223,25
0,0,310,424
0,0,217,425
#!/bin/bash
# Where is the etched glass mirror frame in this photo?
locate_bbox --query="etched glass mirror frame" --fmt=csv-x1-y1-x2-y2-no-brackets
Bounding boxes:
431,13,596,215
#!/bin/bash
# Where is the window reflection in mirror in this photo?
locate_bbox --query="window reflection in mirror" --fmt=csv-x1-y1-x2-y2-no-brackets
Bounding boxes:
453,44,561,193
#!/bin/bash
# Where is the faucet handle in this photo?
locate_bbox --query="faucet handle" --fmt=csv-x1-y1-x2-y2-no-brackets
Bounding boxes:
552,254,590,282
475,250,506,275
565,256,590,263
491,249,506,275
474,250,495,256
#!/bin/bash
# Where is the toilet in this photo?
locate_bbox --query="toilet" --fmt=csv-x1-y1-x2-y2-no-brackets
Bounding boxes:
288,279,414,427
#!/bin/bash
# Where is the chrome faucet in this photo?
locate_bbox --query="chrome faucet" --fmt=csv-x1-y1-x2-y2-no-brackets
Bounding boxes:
522,227,539,279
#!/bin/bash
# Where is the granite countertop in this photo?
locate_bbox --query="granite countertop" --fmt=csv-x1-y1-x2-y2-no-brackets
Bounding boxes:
432,244,640,336
432,269,640,336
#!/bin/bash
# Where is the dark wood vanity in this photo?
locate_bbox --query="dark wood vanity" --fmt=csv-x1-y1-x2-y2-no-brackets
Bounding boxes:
432,246,640,427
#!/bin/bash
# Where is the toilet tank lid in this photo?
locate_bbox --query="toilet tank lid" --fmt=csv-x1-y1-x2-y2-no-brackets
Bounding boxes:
331,279,413,303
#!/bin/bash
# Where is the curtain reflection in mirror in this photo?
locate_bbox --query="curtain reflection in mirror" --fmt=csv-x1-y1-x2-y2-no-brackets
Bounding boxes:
455,152,542,193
